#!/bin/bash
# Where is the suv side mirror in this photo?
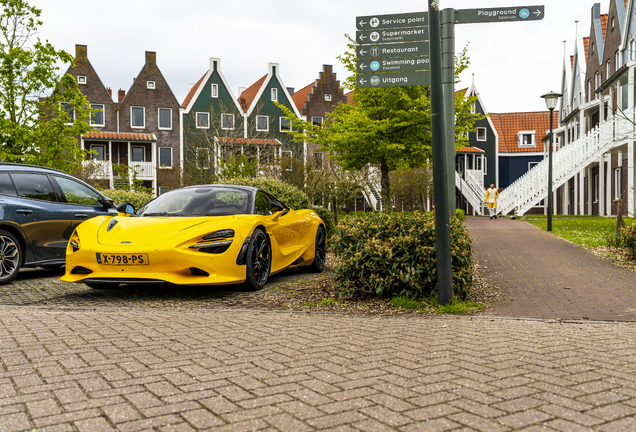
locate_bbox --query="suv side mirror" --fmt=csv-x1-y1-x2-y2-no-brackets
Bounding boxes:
102,197,115,209
116,202,135,215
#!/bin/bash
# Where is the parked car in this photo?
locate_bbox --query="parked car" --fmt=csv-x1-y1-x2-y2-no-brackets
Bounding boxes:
0,163,118,284
61,184,326,290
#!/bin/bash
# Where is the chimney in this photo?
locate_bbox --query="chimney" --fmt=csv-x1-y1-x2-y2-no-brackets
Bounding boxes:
75,44,88,63
118,89,125,103
238,87,246,96
146,51,156,67
107,87,112,97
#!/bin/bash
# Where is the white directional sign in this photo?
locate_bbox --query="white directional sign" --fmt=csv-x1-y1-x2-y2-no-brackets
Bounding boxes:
356,12,428,30
357,56,429,74
357,41,429,60
356,27,428,45
357,71,430,88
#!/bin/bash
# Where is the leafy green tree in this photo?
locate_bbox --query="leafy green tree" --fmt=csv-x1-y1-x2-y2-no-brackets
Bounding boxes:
0,0,92,170
279,37,483,213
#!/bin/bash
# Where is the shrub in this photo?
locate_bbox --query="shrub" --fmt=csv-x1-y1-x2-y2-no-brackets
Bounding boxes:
100,189,154,211
621,223,636,260
217,177,310,210
455,208,465,221
331,211,473,299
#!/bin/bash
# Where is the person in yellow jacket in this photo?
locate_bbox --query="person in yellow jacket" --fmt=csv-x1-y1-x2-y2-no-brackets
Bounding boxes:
485,184,499,219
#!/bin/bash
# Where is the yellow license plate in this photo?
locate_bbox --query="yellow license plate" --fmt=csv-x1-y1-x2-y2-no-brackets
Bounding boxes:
97,253,149,265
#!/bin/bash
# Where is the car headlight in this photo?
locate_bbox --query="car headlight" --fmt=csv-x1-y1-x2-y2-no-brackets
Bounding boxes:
190,229,235,254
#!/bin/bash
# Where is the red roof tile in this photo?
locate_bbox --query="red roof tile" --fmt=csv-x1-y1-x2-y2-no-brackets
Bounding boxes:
490,111,558,154
456,88,468,97
457,146,484,153
570,55,574,70
84,131,156,141
291,82,314,113
345,90,356,106
239,75,267,113
601,14,608,38
583,37,590,63
216,137,281,146
182,73,206,109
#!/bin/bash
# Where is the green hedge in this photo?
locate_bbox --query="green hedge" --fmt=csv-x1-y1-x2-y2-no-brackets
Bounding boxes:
455,208,465,221
621,224,636,260
217,177,310,209
331,211,473,298
100,189,154,211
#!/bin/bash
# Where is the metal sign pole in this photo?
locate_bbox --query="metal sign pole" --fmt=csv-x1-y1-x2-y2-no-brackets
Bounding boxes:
441,8,456,213
428,1,453,306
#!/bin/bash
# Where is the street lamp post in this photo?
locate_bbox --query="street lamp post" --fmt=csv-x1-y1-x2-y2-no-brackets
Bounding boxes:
541,91,562,232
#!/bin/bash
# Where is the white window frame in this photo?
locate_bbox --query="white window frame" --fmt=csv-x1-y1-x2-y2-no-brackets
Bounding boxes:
255,115,269,132
476,127,487,141
147,81,156,89
518,131,536,147
594,173,599,203
615,167,622,199
470,103,476,114
279,117,291,132
607,61,611,79
61,102,75,125
158,108,172,130
159,147,173,168
77,75,87,85
90,144,106,160
311,116,323,127
271,88,278,102
90,104,105,127
325,94,332,102
131,106,145,128
221,113,235,130
131,145,146,162
196,112,210,129
211,83,219,98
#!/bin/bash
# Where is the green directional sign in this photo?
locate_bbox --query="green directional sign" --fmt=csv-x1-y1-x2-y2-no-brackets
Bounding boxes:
356,12,428,30
357,56,429,74
457,5,545,23
357,71,430,88
356,27,428,45
357,41,429,60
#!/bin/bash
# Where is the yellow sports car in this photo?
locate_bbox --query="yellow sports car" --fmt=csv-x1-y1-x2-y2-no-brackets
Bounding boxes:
61,185,326,290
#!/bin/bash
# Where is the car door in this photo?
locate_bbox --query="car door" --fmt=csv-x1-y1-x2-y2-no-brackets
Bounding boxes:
51,175,115,229
6,173,72,262
258,192,303,271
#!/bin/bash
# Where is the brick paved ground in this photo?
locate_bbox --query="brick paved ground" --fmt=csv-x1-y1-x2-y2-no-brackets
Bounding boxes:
1,307,636,431
465,217,636,322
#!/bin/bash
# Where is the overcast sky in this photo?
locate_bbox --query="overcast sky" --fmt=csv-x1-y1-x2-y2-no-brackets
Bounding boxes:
39,0,590,113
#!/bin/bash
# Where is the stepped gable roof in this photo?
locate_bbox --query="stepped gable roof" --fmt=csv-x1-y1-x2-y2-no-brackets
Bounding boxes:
182,73,206,108
490,111,558,154
85,131,156,141
291,82,314,113
239,75,267,113
457,146,484,153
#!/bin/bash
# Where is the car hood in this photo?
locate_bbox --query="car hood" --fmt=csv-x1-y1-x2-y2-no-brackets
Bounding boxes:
96,215,248,246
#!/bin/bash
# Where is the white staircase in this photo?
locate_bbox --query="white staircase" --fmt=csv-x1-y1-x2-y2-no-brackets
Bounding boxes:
498,110,632,216
456,170,484,215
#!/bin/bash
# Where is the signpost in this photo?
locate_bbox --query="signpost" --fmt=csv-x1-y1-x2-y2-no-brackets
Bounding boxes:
354,4,545,305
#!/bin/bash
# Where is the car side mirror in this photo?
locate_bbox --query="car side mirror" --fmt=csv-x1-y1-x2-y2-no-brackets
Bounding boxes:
116,202,135,215
102,197,115,209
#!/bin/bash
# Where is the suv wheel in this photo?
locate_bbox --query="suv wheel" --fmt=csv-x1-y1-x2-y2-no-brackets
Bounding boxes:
0,230,21,284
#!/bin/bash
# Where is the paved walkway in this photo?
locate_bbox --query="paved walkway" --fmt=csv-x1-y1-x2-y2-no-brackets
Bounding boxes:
466,217,636,322
1,308,636,431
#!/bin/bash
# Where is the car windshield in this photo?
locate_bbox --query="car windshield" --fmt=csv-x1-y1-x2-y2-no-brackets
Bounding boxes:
138,187,251,217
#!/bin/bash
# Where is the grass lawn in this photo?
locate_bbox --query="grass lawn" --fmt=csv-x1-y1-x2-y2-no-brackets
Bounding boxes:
526,217,634,247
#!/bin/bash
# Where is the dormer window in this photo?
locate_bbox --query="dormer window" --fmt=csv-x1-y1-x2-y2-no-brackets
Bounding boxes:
518,131,536,147
147,81,156,89
77,76,87,85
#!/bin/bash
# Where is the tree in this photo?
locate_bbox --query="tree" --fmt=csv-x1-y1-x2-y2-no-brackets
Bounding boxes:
280,36,483,213
0,0,92,170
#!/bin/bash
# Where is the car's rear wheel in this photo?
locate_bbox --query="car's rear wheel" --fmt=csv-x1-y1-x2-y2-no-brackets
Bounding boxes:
245,229,271,290
303,226,326,273
0,230,21,285
84,281,120,290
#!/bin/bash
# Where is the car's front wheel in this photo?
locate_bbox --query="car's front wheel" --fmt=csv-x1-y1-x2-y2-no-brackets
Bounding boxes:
245,229,271,290
0,230,21,285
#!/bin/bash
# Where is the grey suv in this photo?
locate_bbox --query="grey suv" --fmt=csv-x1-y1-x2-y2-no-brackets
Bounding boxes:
0,163,118,284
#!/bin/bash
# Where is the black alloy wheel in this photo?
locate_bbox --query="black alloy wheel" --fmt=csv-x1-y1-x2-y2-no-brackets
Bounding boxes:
304,226,326,273
245,229,271,290
0,230,21,284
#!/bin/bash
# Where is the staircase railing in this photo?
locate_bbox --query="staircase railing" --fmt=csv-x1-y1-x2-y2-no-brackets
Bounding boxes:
456,171,484,215
498,108,633,216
